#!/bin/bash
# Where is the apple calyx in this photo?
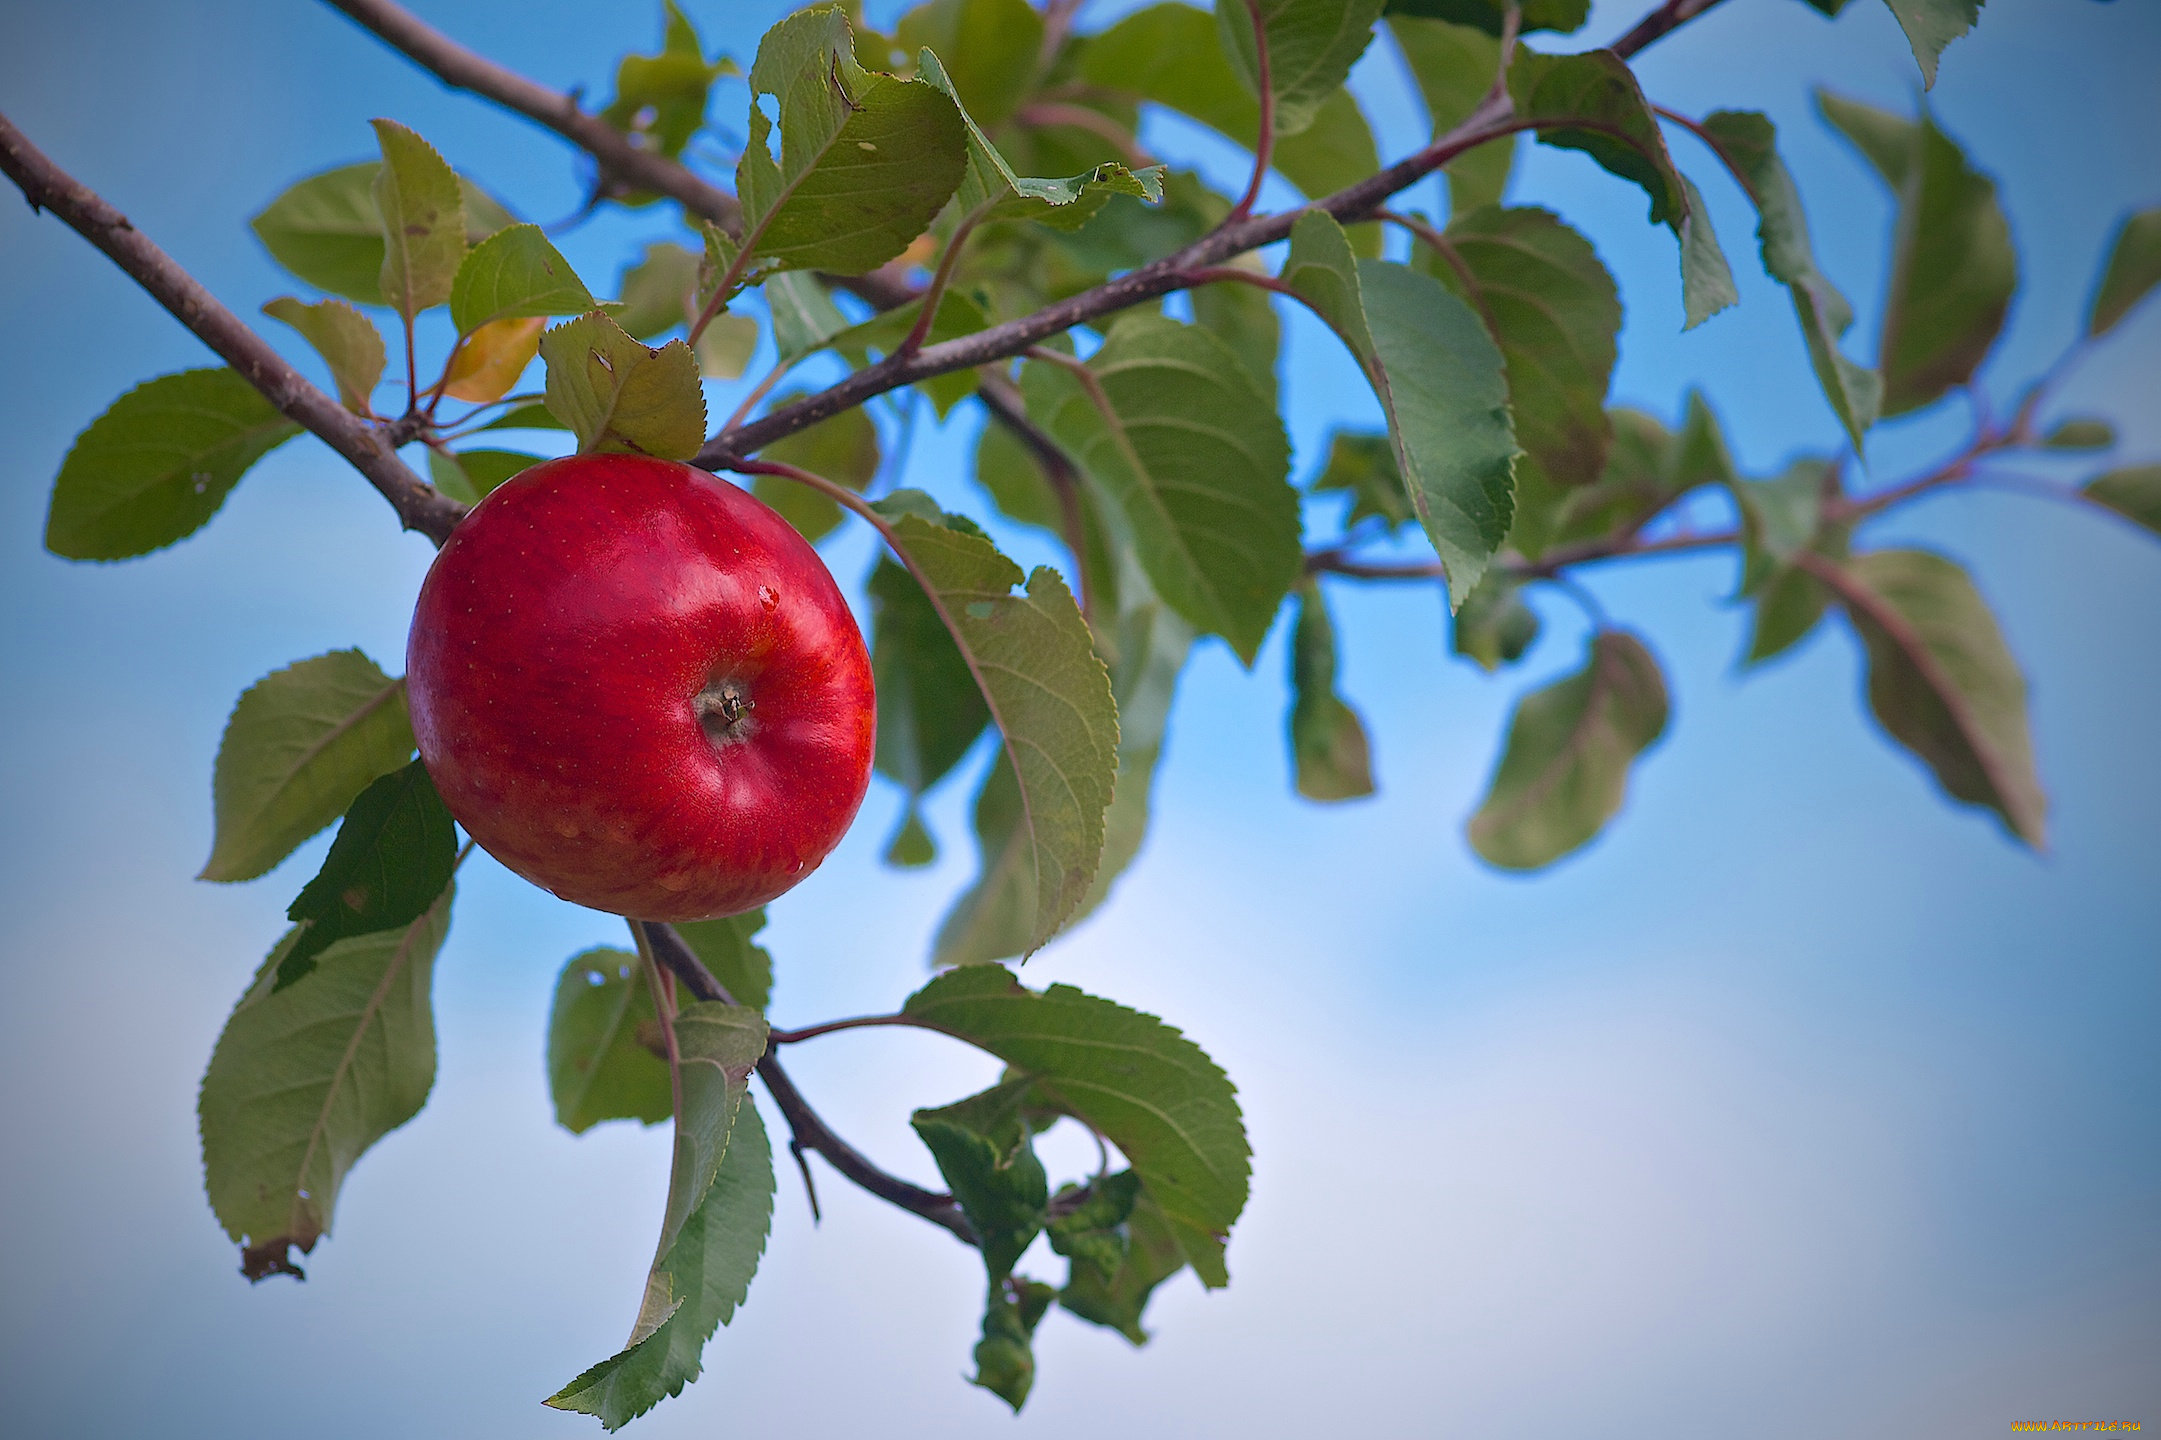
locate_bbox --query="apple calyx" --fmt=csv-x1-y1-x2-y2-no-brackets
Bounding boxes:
694,675,756,745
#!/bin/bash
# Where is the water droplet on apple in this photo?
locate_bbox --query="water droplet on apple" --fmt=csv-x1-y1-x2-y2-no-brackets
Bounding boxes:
758,585,779,611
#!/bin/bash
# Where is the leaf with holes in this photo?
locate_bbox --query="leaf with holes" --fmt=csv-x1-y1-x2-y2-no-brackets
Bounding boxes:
1698,110,1881,448
1468,630,1668,870
1214,0,1387,138
1283,210,1516,605
870,496,1119,959
262,297,385,412
735,8,968,276
46,369,301,562
598,0,735,178
903,965,1250,1287
1508,49,1736,328
1827,549,2045,845
671,912,775,1013
281,760,457,990
201,650,415,884
1288,579,1374,801
199,889,451,1281
547,947,672,1134
1021,312,1299,664
540,310,706,459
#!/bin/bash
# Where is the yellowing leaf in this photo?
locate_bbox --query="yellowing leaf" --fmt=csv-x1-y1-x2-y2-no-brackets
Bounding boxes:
442,315,545,403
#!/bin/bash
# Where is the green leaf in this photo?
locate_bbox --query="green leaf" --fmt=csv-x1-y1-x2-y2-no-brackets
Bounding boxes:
1311,429,1412,529
370,119,467,320
2084,464,2161,536
896,0,1045,130
1813,89,1913,191
448,223,595,335
1046,1170,1143,1283
973,1275,1058,1411
1508,50,1736,328
912,1077,1050,1279
548,948,672,1134
695,314,758,380
1830,549,2044,845
548,1031,774,1431
46,368,301,561
598,0,734,174
1697,110,1881,448
425,447,540,505
281,760,458,989
201,650,415,884
1509,402,1719,560
612,243,702,340
1452,569,1541,671
749,395,881,542
1192,274,1282,401
873,499,1120,959
902,966,1250,1286
1422,205,1620,489
829,286,992,415
475,401,570,433
262,296,385,412
1387,16,1516,214
1383,0,1589,36
1058,1187,1187,1342
1282,211,1516,605
1080,5,1381,219
1841,105,2016,418
737,8,968,275
539,310,706,459
1288,579,1375,801
1021,312,1299,663
1728,457,1846,665
672,912,775,1013
199,891,451,1280
2087,208,2161,339
1468,630,1668,870
1881,0,1981,89
250,161,516,306
2039,418,2115,451
763,270,850,363
1214,0,1387,138
871,555,991,862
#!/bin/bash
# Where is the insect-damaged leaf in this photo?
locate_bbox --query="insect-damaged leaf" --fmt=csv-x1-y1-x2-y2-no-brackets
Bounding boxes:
871,496,1119,959
903,965,1250,1288
201,649,415,884
547,947,672,1134
540,310,706,459
1468,630,1668,870
199,890,451,1281
736,8,968,275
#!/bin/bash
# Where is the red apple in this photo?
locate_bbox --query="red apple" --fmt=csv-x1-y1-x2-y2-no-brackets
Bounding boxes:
406,453,875,921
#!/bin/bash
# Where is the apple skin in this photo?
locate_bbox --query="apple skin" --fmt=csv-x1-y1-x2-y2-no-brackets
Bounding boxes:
406,453,875,921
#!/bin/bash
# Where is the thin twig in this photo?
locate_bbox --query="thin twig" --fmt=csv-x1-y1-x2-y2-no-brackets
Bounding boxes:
634,921,976,1246
321,0,743,229
976,369,1098,626
896,200,997,360
1608,0,1733,60
1227,0,1275,224
0,110,467,544
1012,102,1157,169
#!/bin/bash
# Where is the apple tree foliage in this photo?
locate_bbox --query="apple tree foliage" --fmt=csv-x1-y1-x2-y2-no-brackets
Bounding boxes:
12,0,2161,1424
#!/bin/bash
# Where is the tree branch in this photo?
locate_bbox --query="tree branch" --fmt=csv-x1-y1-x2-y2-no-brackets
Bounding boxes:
321,0,742,229
1609,0,1732,60
634,921,977,1247
0,110,467,545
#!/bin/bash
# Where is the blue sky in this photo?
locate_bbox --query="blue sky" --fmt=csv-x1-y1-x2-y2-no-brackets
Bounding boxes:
1,1,2157,1435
